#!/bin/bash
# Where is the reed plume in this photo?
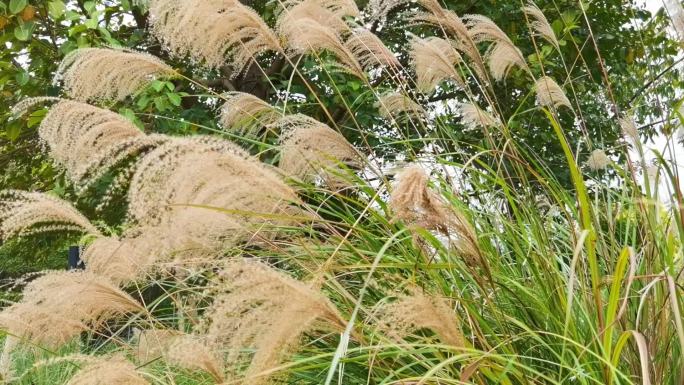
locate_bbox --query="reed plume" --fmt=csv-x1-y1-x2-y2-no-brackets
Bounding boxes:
409,35,464,93
277,1,364,77
219,92,281,138
376,92,426,119
0,271,142,349
81,231,163,285
54,47,175,102
282,0,360,18
390,166,480,265
34,99,165,189
128,137,303,249
149,0,281,74
377,289,465,347
522,3,559,50
345,29,400,71
204,259,345,384
464,14,529,80
136,329,224,381
0,190,100,241
457,103,500,130
165,334,225,382
66,356,149,385
534,76,572,110
586,149,610,171
274,114,359,185
620,115,639,142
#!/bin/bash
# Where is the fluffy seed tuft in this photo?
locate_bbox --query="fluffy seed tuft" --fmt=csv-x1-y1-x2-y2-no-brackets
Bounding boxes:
54,47,175,102
534,76,572,110
0,190,100,241
203,259,345,384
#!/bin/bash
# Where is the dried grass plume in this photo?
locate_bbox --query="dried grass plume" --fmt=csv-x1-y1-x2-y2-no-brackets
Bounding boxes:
149,0,281,74
204,259,345,384
66,356,149,385
0,190,101,241
54,48,175,102
534,76,572,110
409,35,464,93
523,3,559,49
376,289,465,347
275,114,359,186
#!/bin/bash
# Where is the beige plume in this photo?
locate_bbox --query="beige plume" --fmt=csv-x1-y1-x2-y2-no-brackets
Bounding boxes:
204,259,345,384
619,116,639,143
586,149,610,171
149,0,281,74
410,11,487,82
534,76,572,110
277,1,363,77
54,47,175,102
219,92,281,138
127,137,303,250
35,99,166,188
409,35,464,93
273,114,359,186
376,92,426,119
389,165,480,265
457,103,500,130
345,29,400,71
0,271,141,349
136,329,224,382
166,334,225,382
0,190,100,241
523,3,560,50
282,0,360,18
464,14,529,80
66,356,149,385
376,289,465,347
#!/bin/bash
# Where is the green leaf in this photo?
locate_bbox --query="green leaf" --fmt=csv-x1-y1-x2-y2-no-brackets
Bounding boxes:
83,1,96,14
15,71,29,86
5,121,21,141
84,17,98,29
47,1,66,19
13,23,33,41
167,93,182,107
9,0,27,15
150,80,165,92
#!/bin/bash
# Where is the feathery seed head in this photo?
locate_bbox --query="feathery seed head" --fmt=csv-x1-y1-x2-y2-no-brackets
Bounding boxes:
390,165,480,263
409,35,464,93
0,271,141,348
149,0,281,74
376,92,426,119
345,29,400,71
0,190,100,241
619,116,639,142
54,48,175,102
534,76,572,110
66,356,149,385
128,136,303,250
457,103,500,130
523,3,559,49
219,92,281,138
464,14,529,80
36,100,164,188
586,149,610,171
204,259,344,384
376,289,465,347
274,114,360,186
